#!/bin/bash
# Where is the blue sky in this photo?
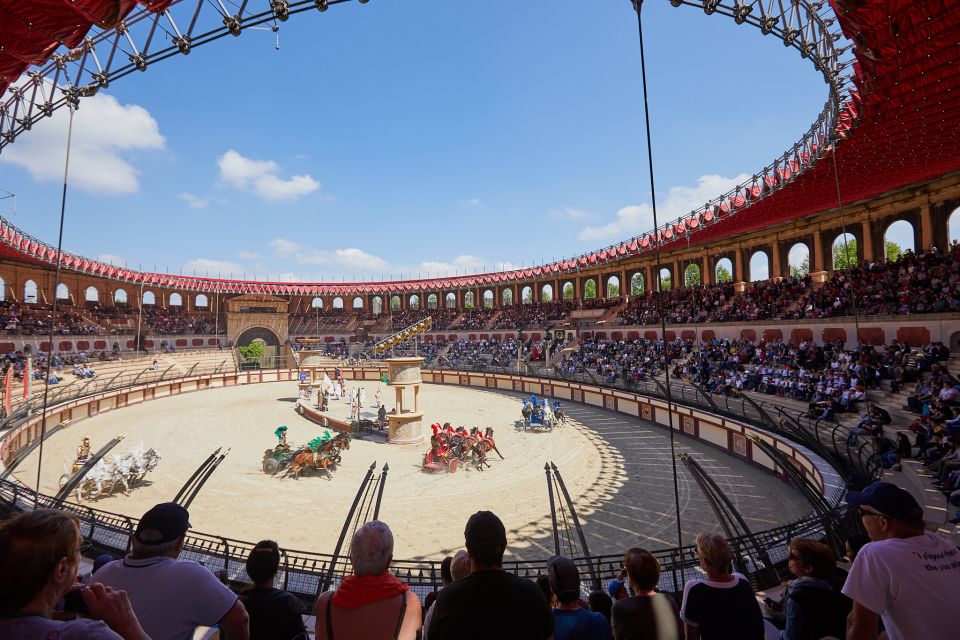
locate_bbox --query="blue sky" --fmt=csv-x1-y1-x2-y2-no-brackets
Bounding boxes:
0,1,843,282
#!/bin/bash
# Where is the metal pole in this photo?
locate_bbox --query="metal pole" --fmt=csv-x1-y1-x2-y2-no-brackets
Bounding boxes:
631,0,684,550
545,462,560,556
34,106,76,506
373,462,389,521
322,461,376,593
551,463,598,589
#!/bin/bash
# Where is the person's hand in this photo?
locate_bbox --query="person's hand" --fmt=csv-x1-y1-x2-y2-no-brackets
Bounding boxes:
82,583,150,640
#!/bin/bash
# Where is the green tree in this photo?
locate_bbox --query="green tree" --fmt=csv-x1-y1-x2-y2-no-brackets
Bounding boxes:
684,264,701,287
541,288,552,302
563,284,574,300
630,274,645,296
657,273,672,291
833,237,858,270
885,240,903,262
607,282,620,298
238,341,264,362
716,264,732,283
522,287,533,303
790,254,810,278
584,280,597,299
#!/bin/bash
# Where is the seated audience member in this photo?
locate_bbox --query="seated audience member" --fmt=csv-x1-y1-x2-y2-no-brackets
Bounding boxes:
680,533,764,640
611,547,683,640
428,511,553,640
587,591,613,623
547,555,610,639
843,482,960,640
611,547,681,640
94,502,249,640
0,509,149,640
423,551,470,640
314,520,421,640
777,539,849,640
422,555,452,628
239,540,306,640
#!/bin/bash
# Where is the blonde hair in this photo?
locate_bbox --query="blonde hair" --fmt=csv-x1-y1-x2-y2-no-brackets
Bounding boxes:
695,533,733,574
450,550,471,581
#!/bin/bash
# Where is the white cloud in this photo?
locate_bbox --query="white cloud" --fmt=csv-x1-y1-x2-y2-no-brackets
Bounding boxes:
183,258,245,276
0,93,165,195
238,251,262,260
217,149,320,201
417,254,487,275
178,192,224,209
578,173,751,241
96,254,125,266
552,207,592,220
459,197,482,207
276,272,302,282
268,238,388,272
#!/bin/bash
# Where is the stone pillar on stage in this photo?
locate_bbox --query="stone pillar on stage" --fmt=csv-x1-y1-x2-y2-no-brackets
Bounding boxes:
386,357,425,445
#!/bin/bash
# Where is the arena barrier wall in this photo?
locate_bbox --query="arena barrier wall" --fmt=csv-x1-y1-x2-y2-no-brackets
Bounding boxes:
0,365,862,608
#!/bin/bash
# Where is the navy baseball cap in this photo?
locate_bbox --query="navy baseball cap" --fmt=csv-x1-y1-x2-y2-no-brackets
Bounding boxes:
135,503,191,544
845,482,923,521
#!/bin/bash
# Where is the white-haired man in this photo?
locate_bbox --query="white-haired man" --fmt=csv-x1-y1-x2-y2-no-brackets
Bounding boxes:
315,520,421,640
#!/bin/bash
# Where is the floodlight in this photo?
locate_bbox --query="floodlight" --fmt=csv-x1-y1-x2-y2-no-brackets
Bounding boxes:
315,0,329,10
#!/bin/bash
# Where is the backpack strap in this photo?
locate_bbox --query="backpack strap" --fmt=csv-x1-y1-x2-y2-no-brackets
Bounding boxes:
393,593,408,639
325,595,334,640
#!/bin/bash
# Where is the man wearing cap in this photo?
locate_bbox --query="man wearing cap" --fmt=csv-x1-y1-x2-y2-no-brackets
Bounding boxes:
547,556,609,640
842,481,960,640
428,511,553,640
93,503,250,640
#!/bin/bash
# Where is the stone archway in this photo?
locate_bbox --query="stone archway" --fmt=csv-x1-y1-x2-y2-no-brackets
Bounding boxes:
236,326,281,348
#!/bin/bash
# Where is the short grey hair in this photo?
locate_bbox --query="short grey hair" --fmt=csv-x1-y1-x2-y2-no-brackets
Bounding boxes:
131,537,180,558
350,521,393,576
450,550,471,582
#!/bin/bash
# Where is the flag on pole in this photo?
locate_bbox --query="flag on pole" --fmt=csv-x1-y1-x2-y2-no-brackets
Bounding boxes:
23,358,31,398
3,366,12,415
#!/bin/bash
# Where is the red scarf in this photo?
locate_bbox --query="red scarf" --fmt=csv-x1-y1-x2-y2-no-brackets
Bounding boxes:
332,572,409,609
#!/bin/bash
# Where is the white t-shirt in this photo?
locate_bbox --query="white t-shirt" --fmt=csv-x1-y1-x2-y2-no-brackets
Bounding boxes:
842,533,960,640
0,615,122,640
93,556,238,640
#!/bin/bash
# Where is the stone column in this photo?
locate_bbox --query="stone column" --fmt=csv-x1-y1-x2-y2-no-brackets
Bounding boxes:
771,240,782,279
862,219,875,262
921,204,934,251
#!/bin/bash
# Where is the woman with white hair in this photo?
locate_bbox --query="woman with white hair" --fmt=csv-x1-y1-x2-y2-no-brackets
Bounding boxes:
314,521,421,640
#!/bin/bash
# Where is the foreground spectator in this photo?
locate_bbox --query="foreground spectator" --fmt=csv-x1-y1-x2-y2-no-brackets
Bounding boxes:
611,547,681,640
679,533,764,640
239,540,306,640
95,502,249,640
547,555,609,639
842,481,960,640
428,511,553,640
776,539,849,640
314,520,421,640
0,509,149,640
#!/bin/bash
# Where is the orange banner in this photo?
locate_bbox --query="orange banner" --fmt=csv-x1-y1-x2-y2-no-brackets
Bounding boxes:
3,366,11,415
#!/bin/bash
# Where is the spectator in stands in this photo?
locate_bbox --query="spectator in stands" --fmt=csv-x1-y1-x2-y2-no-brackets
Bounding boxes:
774,539,849,640
607,578,627,602
611,547,681,640
843,481,960,639
314,520,421,640
587,591,613,624
239,540,306,640
428,511,553,640
423,551,469,640
546,555,609,639
422,555,452,629
94,502,249,640
0,509,149,640
679,533,764,640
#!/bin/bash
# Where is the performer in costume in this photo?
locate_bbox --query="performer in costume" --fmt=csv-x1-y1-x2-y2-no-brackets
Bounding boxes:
76,437,91,463
274,426,289,450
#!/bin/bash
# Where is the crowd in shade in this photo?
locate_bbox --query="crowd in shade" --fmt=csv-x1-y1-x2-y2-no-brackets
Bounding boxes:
0,301,102,336
490,301,576,330
143,308,219,335
452,308,498,330
390,309,459,331
2,487,957,640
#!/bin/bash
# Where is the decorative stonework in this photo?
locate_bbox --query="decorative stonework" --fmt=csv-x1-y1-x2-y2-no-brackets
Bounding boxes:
386,357,425,445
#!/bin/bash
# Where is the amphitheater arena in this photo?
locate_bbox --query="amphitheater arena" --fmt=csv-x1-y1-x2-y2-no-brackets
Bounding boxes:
1,0,959,625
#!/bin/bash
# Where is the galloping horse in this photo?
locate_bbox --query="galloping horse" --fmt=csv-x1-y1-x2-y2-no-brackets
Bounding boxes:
285,432,352,479
471,427,503,471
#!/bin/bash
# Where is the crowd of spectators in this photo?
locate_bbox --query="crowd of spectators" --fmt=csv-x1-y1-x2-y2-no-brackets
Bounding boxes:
3,485,957,640
490,301,575,330
143,308,219,335
451,308,498,330
390,309,459,331
1,301,103,335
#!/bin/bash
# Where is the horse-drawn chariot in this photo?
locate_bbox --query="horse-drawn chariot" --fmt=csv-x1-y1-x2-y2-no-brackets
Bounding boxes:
422,424,503,473
58,443,161,502
520,397,565,432
261,431,352,479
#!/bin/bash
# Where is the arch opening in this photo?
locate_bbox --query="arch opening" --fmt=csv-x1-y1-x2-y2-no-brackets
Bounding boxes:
445,293,456,309
85,286,99,303
541,284,554,302
56,283,70,301
787,243,810,278
194,293,207,308
353,296,364,309
521,286,533,304
833,232,858,270
142,291,156,306
169,292,183,306
749,251,769,282
501,288,514,306
684,264,701,287
884,219,914,259
426,294,438,310
606,276,620,298
482,289,494,309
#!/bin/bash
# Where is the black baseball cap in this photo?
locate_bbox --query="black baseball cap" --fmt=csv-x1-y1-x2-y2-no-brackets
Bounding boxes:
547,556,580,600
135,503,191,544
845,482,923,521
464,511,506,562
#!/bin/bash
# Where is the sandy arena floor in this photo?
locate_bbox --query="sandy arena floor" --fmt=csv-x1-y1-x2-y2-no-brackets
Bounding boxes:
14,382,809,560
